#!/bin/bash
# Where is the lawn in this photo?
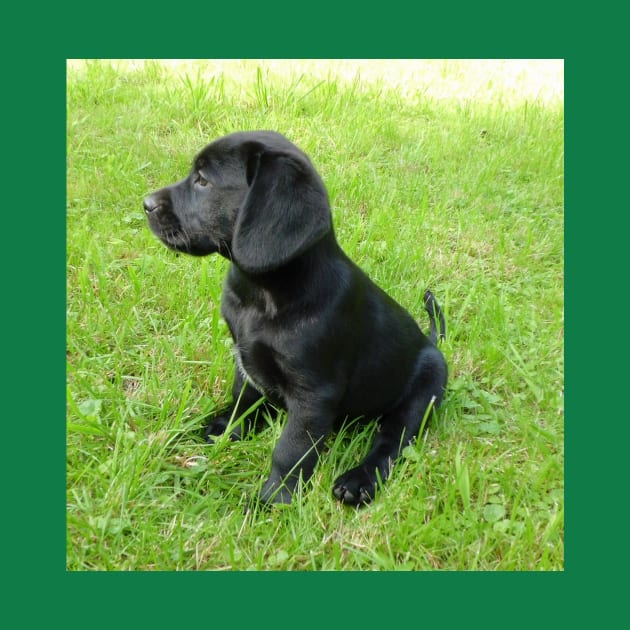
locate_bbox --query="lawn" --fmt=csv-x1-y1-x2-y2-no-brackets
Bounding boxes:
66,59,564,570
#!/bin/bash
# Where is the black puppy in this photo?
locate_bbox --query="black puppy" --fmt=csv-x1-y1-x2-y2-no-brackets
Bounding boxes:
144,131,447,506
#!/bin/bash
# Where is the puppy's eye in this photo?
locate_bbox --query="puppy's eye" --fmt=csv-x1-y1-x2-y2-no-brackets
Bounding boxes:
195,173,210,187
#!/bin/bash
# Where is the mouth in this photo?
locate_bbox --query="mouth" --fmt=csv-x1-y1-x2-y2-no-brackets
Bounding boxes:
146,208,220,257
159,229,190,252
154,227,218,257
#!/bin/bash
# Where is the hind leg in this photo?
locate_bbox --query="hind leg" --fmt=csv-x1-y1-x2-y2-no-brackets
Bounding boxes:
333,348,446,505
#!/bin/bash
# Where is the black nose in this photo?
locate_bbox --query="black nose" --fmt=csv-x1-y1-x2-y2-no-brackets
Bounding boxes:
143,193,163,214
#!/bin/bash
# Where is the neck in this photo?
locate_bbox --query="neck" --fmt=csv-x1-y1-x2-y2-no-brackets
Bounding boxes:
227,232,343,308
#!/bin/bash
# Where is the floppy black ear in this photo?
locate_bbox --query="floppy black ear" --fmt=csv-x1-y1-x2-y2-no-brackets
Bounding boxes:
232,148,332,273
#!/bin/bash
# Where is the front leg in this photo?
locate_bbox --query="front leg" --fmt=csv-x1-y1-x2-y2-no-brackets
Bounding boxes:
258,402,334,505
203,366,267,441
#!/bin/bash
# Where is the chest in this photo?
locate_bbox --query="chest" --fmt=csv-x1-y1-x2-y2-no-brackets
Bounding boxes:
224,304,290,403
232,342,284,401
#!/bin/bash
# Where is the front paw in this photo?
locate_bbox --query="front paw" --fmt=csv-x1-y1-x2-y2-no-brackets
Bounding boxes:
258,478,294,505
333,466,379,506
203,414,242,442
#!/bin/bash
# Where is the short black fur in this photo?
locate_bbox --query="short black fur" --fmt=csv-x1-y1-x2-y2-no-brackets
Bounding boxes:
144,131,448,506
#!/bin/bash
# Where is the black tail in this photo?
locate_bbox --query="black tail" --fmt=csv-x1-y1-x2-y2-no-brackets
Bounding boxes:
423,290,446,345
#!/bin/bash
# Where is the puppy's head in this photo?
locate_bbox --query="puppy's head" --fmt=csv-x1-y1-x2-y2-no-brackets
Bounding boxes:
143,131,332,273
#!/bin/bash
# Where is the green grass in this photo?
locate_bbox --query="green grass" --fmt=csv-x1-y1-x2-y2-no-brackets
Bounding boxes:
66,59,564,570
